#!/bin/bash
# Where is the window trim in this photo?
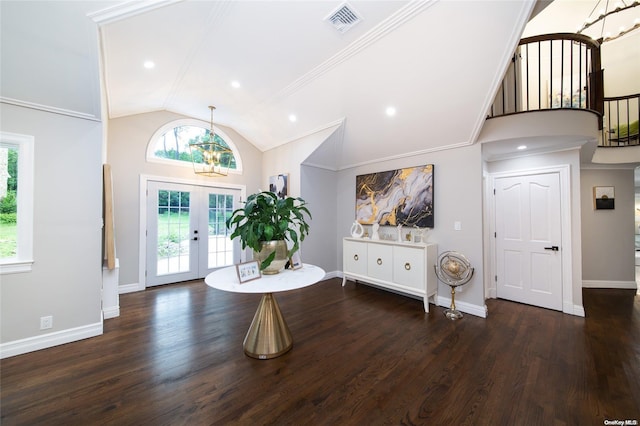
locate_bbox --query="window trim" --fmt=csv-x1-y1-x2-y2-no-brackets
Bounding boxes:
0,131,34,274
146,119,243,173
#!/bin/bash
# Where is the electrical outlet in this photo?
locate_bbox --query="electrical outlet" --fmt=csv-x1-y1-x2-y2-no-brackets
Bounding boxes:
40,316,53,330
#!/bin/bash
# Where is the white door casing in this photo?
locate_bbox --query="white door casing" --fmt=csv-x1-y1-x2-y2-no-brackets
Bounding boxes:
495,172,563,310
147,181,199,286
140,175,245,288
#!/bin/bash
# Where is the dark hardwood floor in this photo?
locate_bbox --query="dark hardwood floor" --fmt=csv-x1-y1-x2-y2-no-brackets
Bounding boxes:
1,279,639,425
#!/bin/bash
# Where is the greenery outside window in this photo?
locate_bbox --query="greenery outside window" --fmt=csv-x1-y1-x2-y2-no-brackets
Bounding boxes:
147,119,242,173
0,132,34,274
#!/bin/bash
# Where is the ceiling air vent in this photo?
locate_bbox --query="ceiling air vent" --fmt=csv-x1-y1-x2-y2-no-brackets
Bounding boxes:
325,2,362,34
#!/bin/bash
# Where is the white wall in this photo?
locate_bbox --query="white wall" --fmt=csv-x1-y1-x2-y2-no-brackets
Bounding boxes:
107,111,263,288
0,1,105,357
581,167,635,287
601,34,640,97
0,104,104,352
300,165,338,274
262,125,342,273
262,124,342,197
336,144,486,314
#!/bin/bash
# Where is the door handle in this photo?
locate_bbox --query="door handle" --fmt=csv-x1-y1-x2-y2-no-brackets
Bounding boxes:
192,237,198,241
544,246,559,251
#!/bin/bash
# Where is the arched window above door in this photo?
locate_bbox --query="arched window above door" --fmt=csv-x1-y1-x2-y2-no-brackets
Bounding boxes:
146,119,243,173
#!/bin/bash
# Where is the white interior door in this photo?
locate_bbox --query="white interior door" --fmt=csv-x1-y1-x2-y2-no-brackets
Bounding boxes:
495,172,563,310
146,181,240,287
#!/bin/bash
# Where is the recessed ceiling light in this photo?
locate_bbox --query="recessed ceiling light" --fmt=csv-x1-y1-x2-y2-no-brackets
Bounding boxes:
385,106,396,117
289,114,297,122
517,145,527,150
231,80,241,89
143,61,155,69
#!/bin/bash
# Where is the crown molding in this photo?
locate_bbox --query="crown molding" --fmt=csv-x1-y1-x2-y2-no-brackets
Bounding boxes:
264,0,439,106
338,140,473,171
268,118,346,152
0,97,101,122
469,0,537,145
163,1,233,110
88,0,183,25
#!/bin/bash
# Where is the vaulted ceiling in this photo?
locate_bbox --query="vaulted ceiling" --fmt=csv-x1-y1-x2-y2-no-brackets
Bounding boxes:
94,0,535,169
5,1,635,170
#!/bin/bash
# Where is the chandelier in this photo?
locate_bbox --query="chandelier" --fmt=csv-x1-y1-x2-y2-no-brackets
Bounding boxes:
577,0,640,43
189,106,233,177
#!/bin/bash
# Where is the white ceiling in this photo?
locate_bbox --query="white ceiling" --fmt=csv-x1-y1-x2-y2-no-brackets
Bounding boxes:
3,0,636,170
95,0,536,168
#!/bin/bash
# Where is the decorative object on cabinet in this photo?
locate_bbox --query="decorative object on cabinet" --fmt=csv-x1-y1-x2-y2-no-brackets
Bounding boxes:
226,191,311,274
593,186,615,210
342,237,438,312
355,164,433,227
411,227,426,243
350,221,364,238
269,174,288,199
371,223,380,240
434,251,474,320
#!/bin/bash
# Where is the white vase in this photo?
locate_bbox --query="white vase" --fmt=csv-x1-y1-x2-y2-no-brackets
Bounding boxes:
350,221,364,238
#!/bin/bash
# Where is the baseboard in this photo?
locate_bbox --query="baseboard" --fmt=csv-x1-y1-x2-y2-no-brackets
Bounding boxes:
119,282,144,294
323,270,340,280
582,280,637,290
103,305,120,319
0,322,103,359
436,296,488,318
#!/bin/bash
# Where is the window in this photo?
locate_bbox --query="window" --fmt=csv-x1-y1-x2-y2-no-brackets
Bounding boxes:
147,119,242,173
0,132,34,274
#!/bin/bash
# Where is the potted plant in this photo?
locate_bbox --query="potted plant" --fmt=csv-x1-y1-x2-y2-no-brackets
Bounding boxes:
226,191,311,274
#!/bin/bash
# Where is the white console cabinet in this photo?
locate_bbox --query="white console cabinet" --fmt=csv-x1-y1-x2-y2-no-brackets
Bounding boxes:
342,237,438,312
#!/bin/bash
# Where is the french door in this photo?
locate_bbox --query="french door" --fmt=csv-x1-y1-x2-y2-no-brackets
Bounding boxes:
146,181,241,286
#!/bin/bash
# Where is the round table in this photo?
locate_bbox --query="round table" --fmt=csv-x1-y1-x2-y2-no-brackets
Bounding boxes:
205,264,325,359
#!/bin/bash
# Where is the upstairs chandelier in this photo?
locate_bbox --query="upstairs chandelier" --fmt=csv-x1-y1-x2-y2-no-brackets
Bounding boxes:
577,0,640,43
189,105,233,177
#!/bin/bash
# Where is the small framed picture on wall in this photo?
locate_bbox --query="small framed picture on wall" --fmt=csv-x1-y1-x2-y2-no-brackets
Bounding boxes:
593,186,615,210
269,174,288,199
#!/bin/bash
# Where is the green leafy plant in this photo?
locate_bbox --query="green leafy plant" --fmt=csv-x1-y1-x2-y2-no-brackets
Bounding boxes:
226,191,311,269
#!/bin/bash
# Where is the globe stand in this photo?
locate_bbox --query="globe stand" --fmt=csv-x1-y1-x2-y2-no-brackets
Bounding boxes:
444,284,464,320
434,251,474,321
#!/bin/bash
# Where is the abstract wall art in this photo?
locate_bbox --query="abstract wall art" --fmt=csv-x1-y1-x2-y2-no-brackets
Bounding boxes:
593,186,615,210
356,164,434,228
269,173,288,199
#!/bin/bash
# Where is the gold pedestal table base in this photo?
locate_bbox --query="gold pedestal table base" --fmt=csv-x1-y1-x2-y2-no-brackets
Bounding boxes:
205,264,325,360
243,293,293,359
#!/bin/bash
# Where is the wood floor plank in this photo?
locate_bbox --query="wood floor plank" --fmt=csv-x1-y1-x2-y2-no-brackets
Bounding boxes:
1,280,639,425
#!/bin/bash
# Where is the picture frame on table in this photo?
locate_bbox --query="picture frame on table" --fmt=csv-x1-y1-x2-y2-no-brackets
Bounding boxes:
236,260,261,283
289,251,302,270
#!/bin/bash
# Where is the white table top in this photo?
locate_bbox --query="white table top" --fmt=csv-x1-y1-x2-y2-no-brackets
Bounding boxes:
205,263,326,294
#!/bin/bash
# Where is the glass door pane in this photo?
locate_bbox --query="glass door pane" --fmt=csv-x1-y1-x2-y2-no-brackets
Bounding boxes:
146,181,198,286
156,189,191,275
146,181,241,286
207,193,235,269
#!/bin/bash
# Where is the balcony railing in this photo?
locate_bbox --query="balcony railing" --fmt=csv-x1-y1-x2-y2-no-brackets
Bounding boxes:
488,33,603,127
601,94,640,147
